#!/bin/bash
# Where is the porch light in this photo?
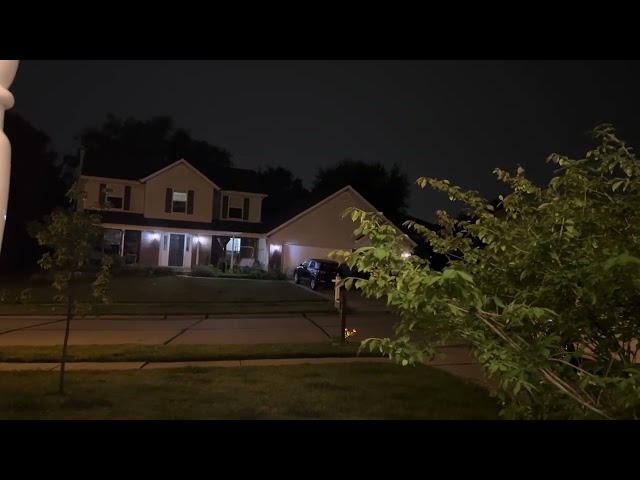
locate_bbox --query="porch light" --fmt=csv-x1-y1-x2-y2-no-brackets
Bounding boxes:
401,251,411,259
270,244,282,253
149,232,160,241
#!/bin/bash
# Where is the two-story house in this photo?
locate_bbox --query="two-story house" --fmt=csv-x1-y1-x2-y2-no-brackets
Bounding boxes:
79,157,415,274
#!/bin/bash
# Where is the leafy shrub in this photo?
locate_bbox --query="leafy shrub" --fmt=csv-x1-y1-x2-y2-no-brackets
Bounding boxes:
151,266,175,276
190,264,287,280
114,264,176,277
189,265,220,278
334,125,640,420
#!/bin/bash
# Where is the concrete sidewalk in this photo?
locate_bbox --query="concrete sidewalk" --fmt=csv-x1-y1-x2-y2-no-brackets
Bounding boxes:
0,312,399,346
0,346,491,387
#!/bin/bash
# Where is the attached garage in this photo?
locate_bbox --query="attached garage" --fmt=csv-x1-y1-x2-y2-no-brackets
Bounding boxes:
266,186,416,275
282,245,342,274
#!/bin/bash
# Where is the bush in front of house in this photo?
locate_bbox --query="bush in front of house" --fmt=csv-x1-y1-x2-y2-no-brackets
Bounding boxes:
0,288,32,305
189,265,220,277
113,264,176,277
189,265,288,280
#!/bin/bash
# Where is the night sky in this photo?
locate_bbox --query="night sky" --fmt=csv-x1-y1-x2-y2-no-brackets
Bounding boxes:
10,60,640,221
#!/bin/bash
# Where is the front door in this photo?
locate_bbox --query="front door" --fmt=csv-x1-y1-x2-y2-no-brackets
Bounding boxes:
168,234,185,267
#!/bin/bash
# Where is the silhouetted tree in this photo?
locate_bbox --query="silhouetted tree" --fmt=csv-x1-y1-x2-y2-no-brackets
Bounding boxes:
312,159,410,222
66,114,233,174
258,166,309,211
0,112,67,273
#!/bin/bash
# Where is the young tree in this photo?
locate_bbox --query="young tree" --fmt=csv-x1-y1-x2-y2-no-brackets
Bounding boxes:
333,125,640,419
29,184,112,395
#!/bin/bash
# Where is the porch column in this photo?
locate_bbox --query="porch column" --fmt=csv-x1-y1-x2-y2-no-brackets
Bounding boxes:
0,60,19,255
119,229,125,257
195,236,200,265
230,237,235,270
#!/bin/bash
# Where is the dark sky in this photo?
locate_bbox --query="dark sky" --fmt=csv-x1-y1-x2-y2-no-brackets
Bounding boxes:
10,60,640,221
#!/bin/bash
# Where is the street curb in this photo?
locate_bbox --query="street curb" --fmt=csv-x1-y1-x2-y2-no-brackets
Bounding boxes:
0,311,337,321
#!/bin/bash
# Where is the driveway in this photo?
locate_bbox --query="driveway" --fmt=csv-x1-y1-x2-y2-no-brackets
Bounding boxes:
292,282,392,313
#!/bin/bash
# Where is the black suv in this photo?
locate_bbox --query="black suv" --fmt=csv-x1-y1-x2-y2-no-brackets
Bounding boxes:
293,259,340,290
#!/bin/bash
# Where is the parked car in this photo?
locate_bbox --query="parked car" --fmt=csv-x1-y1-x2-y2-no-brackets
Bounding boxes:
293,259,341,290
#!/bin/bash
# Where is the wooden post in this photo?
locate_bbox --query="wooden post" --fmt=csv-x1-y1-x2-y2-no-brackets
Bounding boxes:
340,287,347,343
333,274,347,343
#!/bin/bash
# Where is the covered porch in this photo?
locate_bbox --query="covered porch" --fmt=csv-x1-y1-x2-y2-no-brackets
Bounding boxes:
101,227,267,270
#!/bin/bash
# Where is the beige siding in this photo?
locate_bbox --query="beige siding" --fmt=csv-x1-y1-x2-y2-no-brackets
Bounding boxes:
249,196,262,222
130,184,145,212
196,235,212,266
81,178,99,210
139,232,160,266
144,163,214,222
269,191,374,248
80,177,143,213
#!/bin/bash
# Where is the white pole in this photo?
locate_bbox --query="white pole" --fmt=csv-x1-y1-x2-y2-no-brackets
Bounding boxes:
0,60,19,256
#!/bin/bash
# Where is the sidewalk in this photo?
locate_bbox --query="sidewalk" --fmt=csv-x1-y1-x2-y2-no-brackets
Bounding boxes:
0,346,493,388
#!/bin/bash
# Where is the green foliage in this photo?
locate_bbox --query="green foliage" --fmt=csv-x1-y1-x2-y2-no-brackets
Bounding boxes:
29,183,113,394
0,288,32,305
189,265,287,280
334,124,640,419
190,265,220,278
29,183,112,313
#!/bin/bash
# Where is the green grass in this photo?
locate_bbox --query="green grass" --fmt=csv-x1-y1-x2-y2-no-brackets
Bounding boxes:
0,363,500,419
0,342,376,363
0,276,331,315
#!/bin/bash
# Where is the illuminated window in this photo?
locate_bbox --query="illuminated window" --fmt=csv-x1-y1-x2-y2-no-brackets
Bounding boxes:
230,238,241,252
172,191,187,213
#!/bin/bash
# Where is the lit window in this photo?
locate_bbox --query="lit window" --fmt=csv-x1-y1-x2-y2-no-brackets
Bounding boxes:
172,191,187,213
230,238,241,252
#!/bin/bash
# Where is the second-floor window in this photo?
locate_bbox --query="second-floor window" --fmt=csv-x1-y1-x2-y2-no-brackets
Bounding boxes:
165,188,194,215
221,194,250,221
172,191,187,213
99,183,131,211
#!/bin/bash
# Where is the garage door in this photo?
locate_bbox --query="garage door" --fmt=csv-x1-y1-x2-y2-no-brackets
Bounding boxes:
282,245,344,276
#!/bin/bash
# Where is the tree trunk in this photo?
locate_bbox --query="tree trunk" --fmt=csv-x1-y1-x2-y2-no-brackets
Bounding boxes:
59,286,74,395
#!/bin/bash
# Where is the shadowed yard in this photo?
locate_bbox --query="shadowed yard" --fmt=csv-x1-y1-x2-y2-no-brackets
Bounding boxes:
0,277,331,315
0,342,375,363
0,363,499,420
1,276,324,304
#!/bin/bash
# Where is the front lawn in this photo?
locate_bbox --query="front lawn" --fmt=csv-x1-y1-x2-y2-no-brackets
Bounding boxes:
0,276,331,315
0,342,374,363
0,363,500,419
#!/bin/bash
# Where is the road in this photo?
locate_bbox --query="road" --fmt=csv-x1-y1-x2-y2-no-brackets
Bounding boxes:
0,311,399,346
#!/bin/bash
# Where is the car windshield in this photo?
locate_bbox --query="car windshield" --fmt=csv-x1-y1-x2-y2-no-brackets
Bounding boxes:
320,263,339,271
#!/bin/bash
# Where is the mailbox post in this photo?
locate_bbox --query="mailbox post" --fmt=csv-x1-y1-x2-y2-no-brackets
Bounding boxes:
332,274,347,343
